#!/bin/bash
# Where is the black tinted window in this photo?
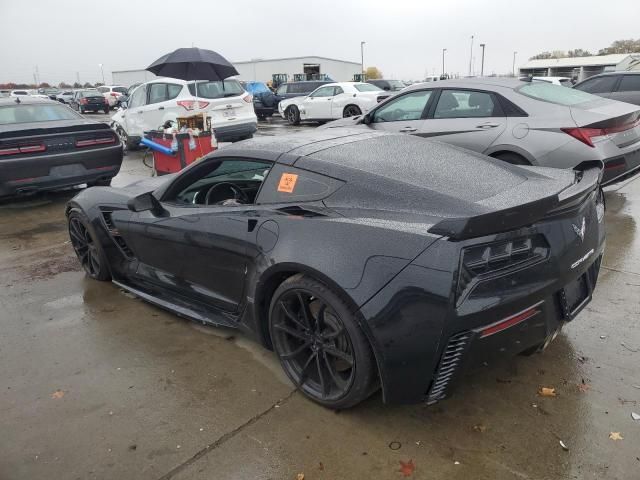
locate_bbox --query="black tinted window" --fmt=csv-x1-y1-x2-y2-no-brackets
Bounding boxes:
618,75,640,92
575,75,618,94
257,164,344,204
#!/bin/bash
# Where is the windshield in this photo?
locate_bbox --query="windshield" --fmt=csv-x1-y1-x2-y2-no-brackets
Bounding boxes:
187,80,244,98
517,82,598,106
354,83,382,92
0,104,81,124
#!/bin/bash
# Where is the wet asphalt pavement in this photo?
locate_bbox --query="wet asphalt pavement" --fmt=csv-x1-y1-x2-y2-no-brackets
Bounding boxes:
1,114,639,480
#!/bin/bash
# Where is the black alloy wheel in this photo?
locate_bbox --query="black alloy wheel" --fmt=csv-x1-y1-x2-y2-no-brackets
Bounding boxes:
286,106,300,125
343,105,362,117
269,275,377,408
68,212,110,281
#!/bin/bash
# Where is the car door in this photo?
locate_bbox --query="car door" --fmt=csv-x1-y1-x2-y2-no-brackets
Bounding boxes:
302,86,335,119
124,158,272,313
417,89,507,152
123,84,148,136
367,89,434,134
609,75,640,106
145,82,170,130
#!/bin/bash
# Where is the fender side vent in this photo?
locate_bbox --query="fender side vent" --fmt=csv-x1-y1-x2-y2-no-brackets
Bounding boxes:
426,331,472,404
101,211,135,259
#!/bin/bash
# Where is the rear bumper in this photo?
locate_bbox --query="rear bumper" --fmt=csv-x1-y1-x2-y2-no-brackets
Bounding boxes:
80,103,109,111
213,121,257,141
601,147,640,185
0,144,123,197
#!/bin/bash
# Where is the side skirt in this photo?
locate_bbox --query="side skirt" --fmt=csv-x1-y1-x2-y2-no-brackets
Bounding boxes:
112,280,238,329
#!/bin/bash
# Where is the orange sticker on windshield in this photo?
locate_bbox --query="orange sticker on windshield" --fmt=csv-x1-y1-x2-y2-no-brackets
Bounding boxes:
277,173,298,193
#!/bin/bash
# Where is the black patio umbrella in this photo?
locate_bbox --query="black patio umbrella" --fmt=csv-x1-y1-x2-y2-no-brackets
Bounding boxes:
146,47,239,81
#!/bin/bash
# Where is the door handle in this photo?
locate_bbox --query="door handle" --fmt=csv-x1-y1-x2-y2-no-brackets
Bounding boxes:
327,98,332,101
476,123,499,129
158,106,165,110
399,127,417,132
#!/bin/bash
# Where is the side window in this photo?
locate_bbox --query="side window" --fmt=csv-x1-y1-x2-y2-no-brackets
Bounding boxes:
276,85,287,96
310,86,335,98
148,83,168,104
434,90,496,119
334,86,344,95
165,159,272,206
618,75,640,92
167,83,183,99
257,163,344,204
128,85,147,108
575,76,618,94
372,90,432,122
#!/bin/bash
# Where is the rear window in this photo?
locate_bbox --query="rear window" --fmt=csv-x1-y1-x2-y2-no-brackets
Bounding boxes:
113,87,127,94
517,82,599,106
354,83,382,92
79,90,101,97
619,75,640,92
97,87,109,93
187,80,244,99
0,104,81,125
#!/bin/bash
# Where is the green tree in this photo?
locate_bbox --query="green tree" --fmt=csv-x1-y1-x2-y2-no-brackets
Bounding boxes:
73,82,82,89
365,66,383,79
529,50,567,60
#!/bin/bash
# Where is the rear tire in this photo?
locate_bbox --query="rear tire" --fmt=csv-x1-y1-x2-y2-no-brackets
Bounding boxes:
286,106,300,125
492,152,530,165
269,274,378,409
68,209,111,282
343,105,362,117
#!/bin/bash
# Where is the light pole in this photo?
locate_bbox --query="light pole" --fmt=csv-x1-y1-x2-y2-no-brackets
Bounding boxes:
360,41,366,79
98,64,105,85
512,51,517,77
442,48,447,77
479,44,486,77
468,35,474,76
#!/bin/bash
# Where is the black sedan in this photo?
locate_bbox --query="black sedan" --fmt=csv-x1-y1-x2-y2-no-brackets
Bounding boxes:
65,130,605,408
70,90,110,114
0,97,123,197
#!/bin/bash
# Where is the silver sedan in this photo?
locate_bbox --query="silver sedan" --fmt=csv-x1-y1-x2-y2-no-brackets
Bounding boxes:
321,78,640,185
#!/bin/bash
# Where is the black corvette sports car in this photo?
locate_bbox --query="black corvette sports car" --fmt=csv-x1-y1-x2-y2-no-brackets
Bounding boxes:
66,130,605,408
0,97,122,197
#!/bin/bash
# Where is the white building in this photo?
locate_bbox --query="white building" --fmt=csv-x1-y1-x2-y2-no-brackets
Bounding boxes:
112,56,361,87
518,54,640,82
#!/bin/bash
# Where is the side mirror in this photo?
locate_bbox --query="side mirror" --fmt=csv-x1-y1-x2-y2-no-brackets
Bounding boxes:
362,113,372,125
120,101,128,109
127,192,164,215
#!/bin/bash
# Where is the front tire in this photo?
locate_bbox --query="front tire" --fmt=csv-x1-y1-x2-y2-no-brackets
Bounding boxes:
343,105,362,117
115,124,138,151
68,210,111,281
286,106,300,125
269,274,378,409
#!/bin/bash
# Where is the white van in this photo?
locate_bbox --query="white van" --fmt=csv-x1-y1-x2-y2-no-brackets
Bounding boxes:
111,77,257,149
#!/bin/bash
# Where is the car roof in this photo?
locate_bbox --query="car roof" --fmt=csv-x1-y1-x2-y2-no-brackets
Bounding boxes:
405,77,525,92
0,97,57,106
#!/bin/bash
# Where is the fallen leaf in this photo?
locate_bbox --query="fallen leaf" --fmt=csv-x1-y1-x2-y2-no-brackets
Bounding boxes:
609,432,624,441
559,440,569,451
473,424,486,433
296,474,304,480
399,460,415,477
318,462,324,471
50,390,65,399
538,387,557,397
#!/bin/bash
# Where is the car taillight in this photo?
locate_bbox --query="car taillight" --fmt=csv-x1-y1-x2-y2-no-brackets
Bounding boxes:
242,94,253,103
0,143,46,155
177,100,210,111
561,127,605,148
75,137,116,147
80,98,88,105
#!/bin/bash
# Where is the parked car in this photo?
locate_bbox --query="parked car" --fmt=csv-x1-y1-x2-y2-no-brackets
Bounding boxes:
367,79,406,92
0,90,10,98
574,71,640,106
116,83,142,106
70,90,110,114
111,78,257,149
531,76,573,87
278,82,389,125
56,90,75,104
97,85,128,107
0,97,123,197
241,81,279,119
65,129,605,408
274,80,331,102
39,88,61,100
322,78,640,185
10,90,29,97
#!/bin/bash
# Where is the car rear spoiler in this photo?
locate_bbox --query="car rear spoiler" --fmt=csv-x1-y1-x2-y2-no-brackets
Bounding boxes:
428,161,603,241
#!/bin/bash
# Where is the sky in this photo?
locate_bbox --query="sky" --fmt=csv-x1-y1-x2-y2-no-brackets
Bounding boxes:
1,0,639,85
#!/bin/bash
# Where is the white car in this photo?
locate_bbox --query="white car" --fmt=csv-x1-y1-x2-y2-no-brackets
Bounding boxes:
278,82,388,125
531,76,573,87
97,85,128,107
111,77,257,149
10,90,30,97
